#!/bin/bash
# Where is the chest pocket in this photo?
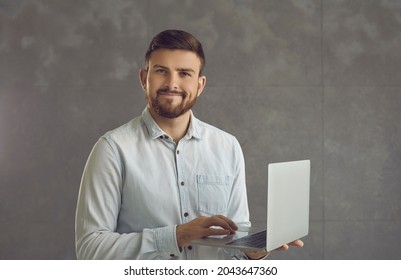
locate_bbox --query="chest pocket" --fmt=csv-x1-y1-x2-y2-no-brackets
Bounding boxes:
196,175,231,216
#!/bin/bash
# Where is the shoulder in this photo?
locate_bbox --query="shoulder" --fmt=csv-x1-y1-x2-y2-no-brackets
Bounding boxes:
196,119,241,147
101,115,145,143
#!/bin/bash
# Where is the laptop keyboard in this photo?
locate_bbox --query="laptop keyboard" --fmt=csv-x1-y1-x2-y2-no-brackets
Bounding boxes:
226,230,266,249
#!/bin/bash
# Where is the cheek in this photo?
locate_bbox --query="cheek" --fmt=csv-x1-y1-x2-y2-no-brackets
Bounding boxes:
147,78,162,93
186,82,201,95
148,75,163,86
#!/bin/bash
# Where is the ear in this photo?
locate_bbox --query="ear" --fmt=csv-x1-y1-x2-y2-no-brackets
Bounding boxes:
197,75,206,97
139,68,148,91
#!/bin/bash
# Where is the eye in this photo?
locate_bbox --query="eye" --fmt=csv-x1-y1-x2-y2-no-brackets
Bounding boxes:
180,71,192,77
155,68,167,74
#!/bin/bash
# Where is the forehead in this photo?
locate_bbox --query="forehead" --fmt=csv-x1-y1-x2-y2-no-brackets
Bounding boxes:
148,49,201,72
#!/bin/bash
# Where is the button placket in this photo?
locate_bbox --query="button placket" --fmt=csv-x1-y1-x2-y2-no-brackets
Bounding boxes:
175,141,190,224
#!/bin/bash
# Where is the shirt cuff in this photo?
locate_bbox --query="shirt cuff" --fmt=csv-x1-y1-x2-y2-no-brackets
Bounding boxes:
243,251,271,260
154,225,181,259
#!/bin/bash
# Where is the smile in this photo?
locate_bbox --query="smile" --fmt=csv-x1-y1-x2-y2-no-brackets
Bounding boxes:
157,90,186,97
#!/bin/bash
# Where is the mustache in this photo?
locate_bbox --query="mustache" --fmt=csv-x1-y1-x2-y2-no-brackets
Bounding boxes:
157,88,186,96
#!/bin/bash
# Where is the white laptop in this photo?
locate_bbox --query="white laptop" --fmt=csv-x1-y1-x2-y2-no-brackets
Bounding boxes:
192,159,310,252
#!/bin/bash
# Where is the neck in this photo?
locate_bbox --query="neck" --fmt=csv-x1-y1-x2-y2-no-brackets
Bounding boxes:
148,108,191,143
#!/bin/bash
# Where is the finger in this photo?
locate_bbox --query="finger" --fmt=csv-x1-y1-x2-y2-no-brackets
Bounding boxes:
275,240,304,251
289,240,304,247
275,244,289,251
206,215,237,233
203,228,231,237
203,216,232,231
214,215,238,231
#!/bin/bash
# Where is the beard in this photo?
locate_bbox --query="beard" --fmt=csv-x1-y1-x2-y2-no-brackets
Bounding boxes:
148,87,198,119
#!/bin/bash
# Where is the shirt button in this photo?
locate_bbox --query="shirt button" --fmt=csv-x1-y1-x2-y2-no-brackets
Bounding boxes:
188,245,192,250
184,212,189,217
176,150,180,154
180,181,185,186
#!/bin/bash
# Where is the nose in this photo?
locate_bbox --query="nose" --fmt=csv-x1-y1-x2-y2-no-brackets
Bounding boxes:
165,72,179,90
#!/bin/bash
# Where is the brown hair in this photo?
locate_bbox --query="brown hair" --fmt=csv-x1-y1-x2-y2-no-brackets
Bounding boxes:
145,30,206,75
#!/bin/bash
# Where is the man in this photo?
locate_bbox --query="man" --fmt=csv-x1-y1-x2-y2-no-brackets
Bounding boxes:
75,30,302,260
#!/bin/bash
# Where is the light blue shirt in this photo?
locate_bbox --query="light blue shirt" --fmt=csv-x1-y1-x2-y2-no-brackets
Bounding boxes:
75,107,250,259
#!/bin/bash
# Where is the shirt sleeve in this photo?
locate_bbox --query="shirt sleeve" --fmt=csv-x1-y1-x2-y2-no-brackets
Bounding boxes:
75,137,181,259
227,137,251,227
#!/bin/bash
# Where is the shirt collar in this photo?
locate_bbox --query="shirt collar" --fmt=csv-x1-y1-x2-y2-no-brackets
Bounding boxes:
142,107,203,140
187,112,203,140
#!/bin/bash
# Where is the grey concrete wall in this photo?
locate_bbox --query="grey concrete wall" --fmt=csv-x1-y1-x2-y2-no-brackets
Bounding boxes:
1,0,400,259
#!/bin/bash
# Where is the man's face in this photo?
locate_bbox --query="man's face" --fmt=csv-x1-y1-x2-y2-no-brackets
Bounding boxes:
140,49,206,119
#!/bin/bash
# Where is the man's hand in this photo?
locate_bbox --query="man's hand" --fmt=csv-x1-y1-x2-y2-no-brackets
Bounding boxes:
244,239,304,259
176,215,237,248
275,239,304,251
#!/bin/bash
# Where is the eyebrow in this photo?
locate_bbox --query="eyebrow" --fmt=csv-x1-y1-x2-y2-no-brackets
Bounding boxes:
153,64,168,70
176,68,196,73
153,64,196,73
